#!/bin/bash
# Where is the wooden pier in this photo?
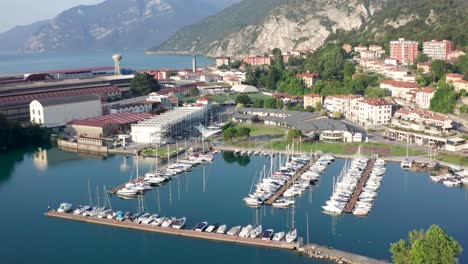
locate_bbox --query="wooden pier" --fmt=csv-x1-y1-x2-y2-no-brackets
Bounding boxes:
344,158,375,213
45,211,300,250
264,158,316,205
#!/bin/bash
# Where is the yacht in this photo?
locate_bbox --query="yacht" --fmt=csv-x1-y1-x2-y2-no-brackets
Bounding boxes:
161,217,175,228
227,225,241,235
172,217,186,229
194,222,208,232
250,225,262,238
272,231,285,241
57,203,72,213
401,159,413,169
243,197,264,207
205,224,217,233
151,216,164,226
239,225,253,238
142,214,159,225
462,177,468,185
73,205,90,215
272,198,295,208
285,229,297,243
116,187,139,196
216,225,227,234
443,179,461,187
261,229,274,240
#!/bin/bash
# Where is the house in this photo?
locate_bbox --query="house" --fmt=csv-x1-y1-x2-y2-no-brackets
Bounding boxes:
196,97,213,109
356,98,392,128
147,93,173,109
342,44,352,53
354,45,368,53
453,79,468,93
296,73,319,87
272,93,303,104
323,94,363,121
110,101,153,114
415,87,436,109
380,80,419,98
447,50,466,62
417,62,432,74
30,94,102,128
446,73,463,84
303,94,323,109
216,57,231,67
242,56,272,66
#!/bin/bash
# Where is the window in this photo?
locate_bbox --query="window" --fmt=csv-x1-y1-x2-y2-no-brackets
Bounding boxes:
38,110,41,115
32,117,35,123
32,109,35,115
38,118,42,124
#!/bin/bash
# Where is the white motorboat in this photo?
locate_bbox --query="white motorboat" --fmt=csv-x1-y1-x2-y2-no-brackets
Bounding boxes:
250,225,262,238
272,198,295,208
239,225,253,238
261,229,274,240
243,197,263,207
161,217,175,227
57,203,72,213
216,225,227,234
172,217,186,229
142,214,159,225
272,231,285,241
116,187,139,196
443,180,461,187
151,217,164,226
285,228,297,243
401,159,413,169
462,177,468,185
205,225,217,233
227,225,241,235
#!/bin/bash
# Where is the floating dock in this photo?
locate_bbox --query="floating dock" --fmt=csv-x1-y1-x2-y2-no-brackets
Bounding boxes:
45,211,300,250
344,158,375,213
264,158,316,205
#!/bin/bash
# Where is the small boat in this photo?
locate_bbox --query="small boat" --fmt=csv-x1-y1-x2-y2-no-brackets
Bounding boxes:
172,217,186,229
250,225,262,238
462,177,468,185
285,228,297,243
205,224,218,233
443,180,461,187
227,225,241,235
239,225,253,238
194,221,208,232
261,229,274,240
272,231,285,241
116,187,139,196
401,159,413,169
161,217,175,228
142,214,159,225
216,225,227,234
57,203,72,213
151,217,164,226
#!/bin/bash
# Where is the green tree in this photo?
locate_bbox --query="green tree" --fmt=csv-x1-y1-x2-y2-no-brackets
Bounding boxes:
275,98,284,109
431,60,450,82
253,99,264,108
244,66,257,86
430,83,458,114
189,87,199,96
130,72,161,96
265,67,281,90
271,48,284,71
416,53,429,63
365,87,391,98
264,97,277,109
455,54,468,80
235,94,251,105
236,127,251,138
305,105,314,112
390,225,462,264
332,112,343,119
222,127,236,141
286,129,302,142
315,102,323,111
236,103,245,109
230,59,242,68
343,61,356,80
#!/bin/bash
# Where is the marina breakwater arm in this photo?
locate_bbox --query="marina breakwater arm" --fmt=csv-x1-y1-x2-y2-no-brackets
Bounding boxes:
264,158,316,205
344,158,376,213
301,244,391,264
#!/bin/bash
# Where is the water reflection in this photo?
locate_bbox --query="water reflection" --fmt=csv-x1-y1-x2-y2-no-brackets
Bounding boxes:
222,151,251,166
0,150,25,186
32,147,83,171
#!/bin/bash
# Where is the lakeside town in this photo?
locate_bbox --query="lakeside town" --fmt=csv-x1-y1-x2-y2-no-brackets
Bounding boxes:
1,39,467,264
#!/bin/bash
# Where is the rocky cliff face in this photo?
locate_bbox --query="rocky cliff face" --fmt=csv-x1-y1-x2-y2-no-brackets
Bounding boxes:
21,0,238,53
206,0,382,56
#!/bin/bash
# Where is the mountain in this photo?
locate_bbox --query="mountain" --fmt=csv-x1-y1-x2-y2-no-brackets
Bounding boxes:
0,20,49,53
327,0,468,50
153,0,385,56
17,0,240,53
153,0,467,56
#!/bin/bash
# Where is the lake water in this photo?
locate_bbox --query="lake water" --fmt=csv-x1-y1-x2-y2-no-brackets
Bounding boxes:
1,147,467,264
0,51,214,74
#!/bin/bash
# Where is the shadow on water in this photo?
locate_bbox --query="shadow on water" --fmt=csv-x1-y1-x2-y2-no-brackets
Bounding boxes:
222,151,251,167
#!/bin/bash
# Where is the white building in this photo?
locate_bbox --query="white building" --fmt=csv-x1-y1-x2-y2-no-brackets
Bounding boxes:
30,94,102,127
147,93,173,109
380,80,419,98
131,106,206,144
357,98,392,128
323,94,362,120
415,87,436,109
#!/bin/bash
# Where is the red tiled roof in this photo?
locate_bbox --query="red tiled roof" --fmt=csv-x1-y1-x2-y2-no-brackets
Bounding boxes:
396,108,449,122
297,73,319,78
0,85,119,106
380,80,419,88
446,73,463,78
85,112,154,125
68,119,109,128
416,87,436,94
197,97,213,101
454,79,468,84
360,98,392,106
327,94,362,100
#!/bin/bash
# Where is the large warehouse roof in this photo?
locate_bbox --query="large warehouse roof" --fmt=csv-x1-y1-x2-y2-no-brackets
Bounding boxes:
85,112,155,125
34,94,101,107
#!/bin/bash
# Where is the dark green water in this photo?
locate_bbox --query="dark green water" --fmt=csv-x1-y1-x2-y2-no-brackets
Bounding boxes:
1,147,467,263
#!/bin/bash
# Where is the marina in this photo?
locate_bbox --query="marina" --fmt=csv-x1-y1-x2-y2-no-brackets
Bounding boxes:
344,158,375,213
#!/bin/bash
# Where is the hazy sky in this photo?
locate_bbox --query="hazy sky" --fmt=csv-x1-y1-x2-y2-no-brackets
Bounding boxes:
0,0,104,33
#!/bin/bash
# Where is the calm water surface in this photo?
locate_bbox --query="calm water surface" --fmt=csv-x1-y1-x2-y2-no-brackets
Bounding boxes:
0,51,214,74
0,147,467,264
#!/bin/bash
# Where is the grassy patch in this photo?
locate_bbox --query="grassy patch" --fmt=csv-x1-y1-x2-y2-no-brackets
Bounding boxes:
238,124,288,137
265,140,425,157
141,147,184,157
436,153,468,166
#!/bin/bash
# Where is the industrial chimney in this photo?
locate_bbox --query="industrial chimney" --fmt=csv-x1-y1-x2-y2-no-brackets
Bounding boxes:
192,54,197,73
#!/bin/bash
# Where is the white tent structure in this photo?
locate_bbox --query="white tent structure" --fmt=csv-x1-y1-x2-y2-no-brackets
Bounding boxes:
194,124,222,138
230,84,259,93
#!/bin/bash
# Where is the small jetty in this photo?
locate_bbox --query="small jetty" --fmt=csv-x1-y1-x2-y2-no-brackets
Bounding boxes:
344,158,375,213
265,158,316,205
301,244,391,264
45,211,300,250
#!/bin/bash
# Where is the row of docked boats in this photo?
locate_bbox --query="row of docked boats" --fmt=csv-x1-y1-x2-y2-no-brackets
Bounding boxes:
54,203,298,242
234,149,275,156
430,167,468,187
352,159,386,216
116,153,214,197
243,154,335,208
322,157,386,216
